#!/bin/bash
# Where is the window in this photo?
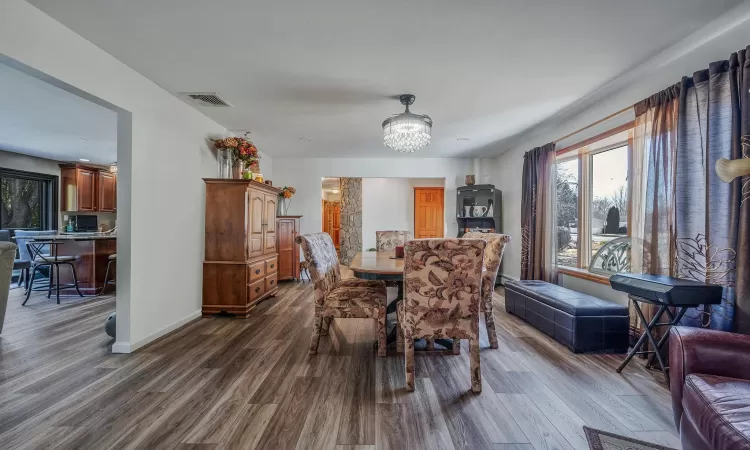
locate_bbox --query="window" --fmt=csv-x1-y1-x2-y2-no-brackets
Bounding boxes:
556,158,578,267
555,125,632,274
0,168,58,233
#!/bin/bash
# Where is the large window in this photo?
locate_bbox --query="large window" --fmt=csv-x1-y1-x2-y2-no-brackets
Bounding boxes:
0,168,57,233
556,158,579,267
555,126,632,274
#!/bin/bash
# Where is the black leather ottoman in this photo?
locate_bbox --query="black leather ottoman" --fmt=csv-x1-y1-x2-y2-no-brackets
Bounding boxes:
504,280,629,353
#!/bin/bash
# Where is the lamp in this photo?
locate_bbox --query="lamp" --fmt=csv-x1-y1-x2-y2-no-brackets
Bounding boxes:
382,94,432,153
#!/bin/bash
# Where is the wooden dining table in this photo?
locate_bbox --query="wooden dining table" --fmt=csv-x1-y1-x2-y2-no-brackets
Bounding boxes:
349,250,454,350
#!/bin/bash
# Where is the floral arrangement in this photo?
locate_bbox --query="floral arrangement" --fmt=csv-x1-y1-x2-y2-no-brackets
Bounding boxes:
279,186,296,199
212,133,260,165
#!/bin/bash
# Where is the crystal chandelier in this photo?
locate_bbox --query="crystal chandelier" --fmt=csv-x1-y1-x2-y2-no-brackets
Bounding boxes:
382,94,432,153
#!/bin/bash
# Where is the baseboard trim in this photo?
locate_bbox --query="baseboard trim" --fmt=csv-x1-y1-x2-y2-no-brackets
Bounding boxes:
111,310,203,354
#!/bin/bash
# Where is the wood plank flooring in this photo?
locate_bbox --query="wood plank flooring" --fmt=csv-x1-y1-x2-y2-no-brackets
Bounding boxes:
0,281,681,449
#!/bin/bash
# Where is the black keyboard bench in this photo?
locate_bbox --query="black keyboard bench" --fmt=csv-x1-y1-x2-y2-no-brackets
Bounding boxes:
504,280,629,353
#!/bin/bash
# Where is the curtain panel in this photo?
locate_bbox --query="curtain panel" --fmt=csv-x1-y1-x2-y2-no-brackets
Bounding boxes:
520,143,557,282
633,46,750,334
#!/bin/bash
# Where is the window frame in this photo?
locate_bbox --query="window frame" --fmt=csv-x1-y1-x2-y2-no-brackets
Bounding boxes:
555,122,634,278
0,167,59,233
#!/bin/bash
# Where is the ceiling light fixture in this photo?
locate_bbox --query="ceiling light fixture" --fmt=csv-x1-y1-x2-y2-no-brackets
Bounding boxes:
382,94,432,153
79,158,90,162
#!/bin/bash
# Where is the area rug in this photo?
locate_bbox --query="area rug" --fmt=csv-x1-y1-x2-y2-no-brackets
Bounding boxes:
583,426,677,450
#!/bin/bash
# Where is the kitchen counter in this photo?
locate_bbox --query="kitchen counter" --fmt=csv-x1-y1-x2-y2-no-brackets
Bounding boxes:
30,234,116,294
31,233,116,241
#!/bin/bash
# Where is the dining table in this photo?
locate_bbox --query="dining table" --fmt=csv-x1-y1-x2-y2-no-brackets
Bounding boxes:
349,250,454,351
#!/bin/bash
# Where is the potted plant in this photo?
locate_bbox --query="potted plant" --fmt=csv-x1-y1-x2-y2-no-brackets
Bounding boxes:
212,133,261,179
279,186,296,215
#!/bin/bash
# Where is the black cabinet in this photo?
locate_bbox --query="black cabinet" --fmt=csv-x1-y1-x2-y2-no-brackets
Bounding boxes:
456,184,502,237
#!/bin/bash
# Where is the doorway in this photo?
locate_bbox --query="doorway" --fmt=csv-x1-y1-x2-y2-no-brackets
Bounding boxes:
321,178,341,253
414,187,444,238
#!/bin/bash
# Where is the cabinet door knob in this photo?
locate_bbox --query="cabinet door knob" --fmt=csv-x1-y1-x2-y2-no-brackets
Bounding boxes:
270,264,274,269
255,287,261,293
270,280,275,285
255,269,261,274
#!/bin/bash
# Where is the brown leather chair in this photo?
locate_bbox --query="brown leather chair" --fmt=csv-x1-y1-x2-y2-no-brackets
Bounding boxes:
670,326,750,450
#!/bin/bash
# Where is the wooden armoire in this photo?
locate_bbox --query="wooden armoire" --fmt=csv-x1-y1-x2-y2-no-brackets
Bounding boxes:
276,215,302,281
203,179,281,318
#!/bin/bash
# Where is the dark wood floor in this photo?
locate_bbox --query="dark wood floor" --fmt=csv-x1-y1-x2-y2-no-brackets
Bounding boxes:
0,281,680,450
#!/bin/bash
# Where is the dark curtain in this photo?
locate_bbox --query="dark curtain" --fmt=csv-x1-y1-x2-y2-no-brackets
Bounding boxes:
520,142,556,281
675,47,750,333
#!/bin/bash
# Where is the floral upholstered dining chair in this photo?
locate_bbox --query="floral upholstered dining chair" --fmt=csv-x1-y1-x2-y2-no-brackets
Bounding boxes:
397,238,486,393
296,232,388,356
463,232,511,349
375,230,413,251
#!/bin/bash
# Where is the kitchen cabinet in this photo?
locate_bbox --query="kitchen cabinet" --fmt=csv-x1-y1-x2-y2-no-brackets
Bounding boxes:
203,179,281,318
59,164,117,213
276,216,301,281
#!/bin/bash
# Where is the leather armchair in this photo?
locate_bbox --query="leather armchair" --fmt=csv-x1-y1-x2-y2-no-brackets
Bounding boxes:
670,326,750,450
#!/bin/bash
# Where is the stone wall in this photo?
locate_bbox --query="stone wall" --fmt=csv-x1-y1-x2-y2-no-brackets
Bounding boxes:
339,178,362,266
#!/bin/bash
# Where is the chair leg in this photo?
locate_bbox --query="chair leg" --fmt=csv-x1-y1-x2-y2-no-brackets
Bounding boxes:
470,337,481,394
453,339,461,355
405,336,415,392
47,267,53,299
426,338,435,351
321,317,332,336
485,299,499,349
23,266,39,306
55,264,61,304
69,263,83,297
309,316,323,355
377,313,387,357
100,260,112,295
396,323,404,354
16,269,23,288
24,267,30,290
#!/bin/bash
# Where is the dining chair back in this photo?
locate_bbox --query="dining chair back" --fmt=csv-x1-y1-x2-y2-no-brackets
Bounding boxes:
375,230,413,251
295,232,341,306
399,238,486,393
14,230,55,262
463,232,511,349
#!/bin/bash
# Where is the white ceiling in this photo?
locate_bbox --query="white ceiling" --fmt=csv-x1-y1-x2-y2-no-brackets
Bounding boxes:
0,61,117,165
27,0,744,159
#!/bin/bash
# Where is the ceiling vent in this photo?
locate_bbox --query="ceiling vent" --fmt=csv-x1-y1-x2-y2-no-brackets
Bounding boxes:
180,92,232,107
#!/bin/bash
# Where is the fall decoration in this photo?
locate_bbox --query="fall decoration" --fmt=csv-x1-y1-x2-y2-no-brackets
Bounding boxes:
278,186,296,215
213,132,261,166
279,186,296,199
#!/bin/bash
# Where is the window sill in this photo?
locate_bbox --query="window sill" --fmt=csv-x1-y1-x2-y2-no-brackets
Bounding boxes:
557,267,611,286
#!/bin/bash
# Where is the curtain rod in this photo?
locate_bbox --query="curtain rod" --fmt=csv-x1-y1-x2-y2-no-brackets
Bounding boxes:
553,105,633,144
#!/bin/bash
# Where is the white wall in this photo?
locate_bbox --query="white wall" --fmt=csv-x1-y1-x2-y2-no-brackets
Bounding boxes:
361,178,445,250
489,7,750,300
272,158,470,243
0,0,270,352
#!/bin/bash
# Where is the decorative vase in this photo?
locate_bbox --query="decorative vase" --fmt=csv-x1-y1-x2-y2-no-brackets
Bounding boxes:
217,149,233,179
232,160,245,179
465,174,476,186
279,198,291,216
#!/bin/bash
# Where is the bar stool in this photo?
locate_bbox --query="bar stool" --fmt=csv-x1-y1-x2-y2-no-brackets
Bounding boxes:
23,240,83,305
101,253,116,295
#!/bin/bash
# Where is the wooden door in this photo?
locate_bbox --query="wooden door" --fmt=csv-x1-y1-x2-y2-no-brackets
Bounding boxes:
263,194,277,254
77,169,97,211
247,188,265,258
414,187,444,238
97,171,117,212
322,200,341,250
277,218,295,280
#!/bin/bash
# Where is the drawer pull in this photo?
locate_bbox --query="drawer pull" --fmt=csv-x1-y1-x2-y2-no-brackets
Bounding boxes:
270,264,275,269
255,286,261,293
255,269,261,274
270,280,275,285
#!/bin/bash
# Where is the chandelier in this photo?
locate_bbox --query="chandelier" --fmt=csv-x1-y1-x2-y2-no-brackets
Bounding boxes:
382,94,432,153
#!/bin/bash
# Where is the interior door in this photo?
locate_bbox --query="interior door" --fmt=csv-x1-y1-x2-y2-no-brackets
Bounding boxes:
248,188,265,258
263,194,277,254
322,200,341,250
414,187,444,238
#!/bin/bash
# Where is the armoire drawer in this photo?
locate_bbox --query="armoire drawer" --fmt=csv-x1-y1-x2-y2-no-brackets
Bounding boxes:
249,261,265,282
265,273,278,292
248,278,265,304
265,256,278,275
